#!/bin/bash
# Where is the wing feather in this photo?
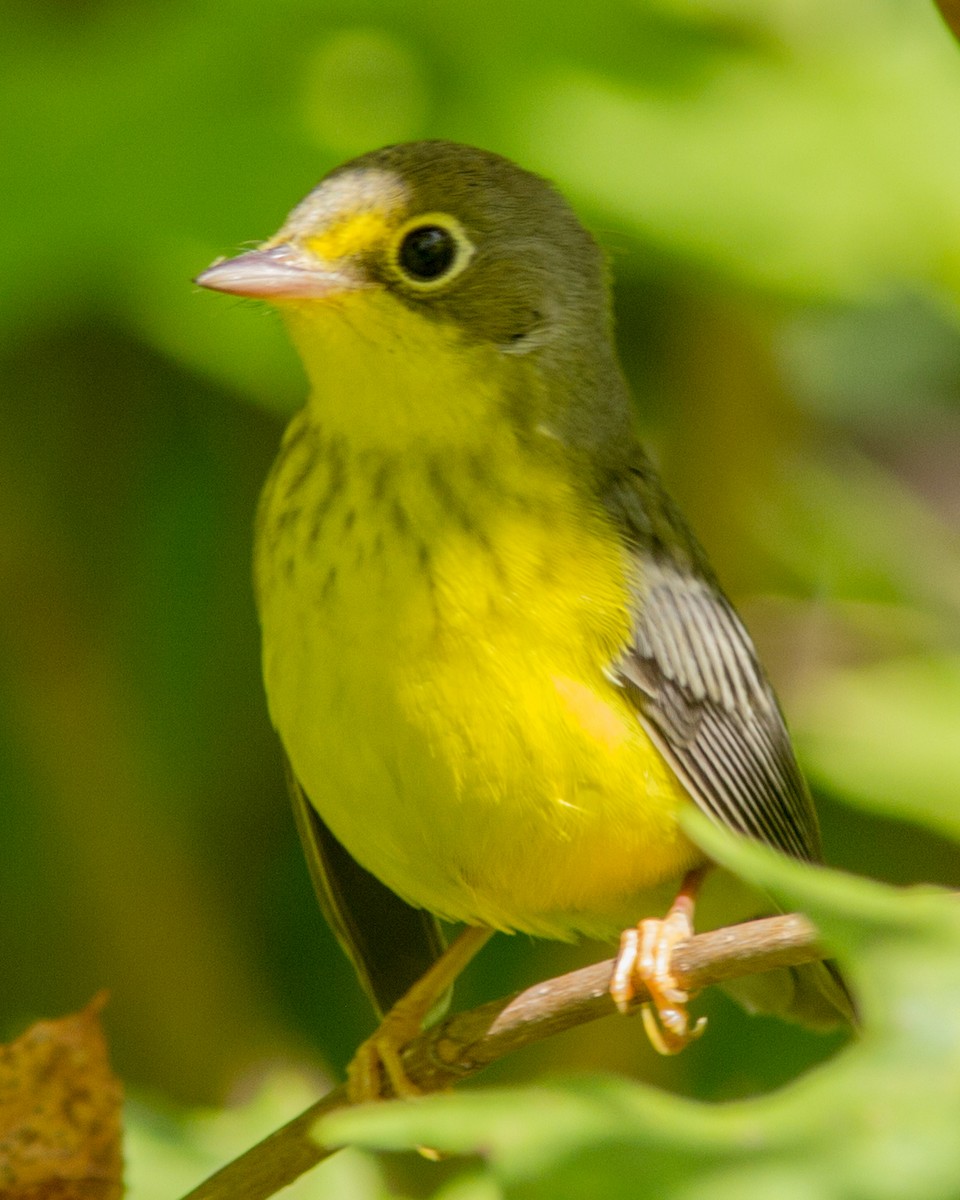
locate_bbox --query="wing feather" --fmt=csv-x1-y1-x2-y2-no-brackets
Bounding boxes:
616,558,822,864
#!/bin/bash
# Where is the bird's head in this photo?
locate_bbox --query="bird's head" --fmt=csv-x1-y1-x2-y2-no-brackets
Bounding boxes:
197,141,629,453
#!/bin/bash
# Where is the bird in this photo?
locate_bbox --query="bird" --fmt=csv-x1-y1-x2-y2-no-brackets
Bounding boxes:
196,140,853,1100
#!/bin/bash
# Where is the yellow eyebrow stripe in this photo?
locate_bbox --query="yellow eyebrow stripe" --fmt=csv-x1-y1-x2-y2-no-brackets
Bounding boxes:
305,210,392,261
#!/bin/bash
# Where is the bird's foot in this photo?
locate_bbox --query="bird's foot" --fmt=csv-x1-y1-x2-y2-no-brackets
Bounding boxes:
610,868,707,1055
345,924,494,1103
347,1008,426,1103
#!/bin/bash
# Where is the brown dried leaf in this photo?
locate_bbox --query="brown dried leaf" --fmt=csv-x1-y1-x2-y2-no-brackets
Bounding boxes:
0,993,123,1200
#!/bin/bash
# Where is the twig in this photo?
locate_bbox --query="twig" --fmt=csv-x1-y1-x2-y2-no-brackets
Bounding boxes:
181,912,825,1200
934,0,960,42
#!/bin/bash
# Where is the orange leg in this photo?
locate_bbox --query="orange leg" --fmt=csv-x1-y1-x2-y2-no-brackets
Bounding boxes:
610,867,708,1055
346,925,493,1103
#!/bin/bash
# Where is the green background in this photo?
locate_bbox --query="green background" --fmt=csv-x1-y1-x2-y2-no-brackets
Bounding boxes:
3,1,960,1196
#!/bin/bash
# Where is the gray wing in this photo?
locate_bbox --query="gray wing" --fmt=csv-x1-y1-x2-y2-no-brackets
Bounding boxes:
603,462,854,1024
614,558,857,1026
613,556,822,865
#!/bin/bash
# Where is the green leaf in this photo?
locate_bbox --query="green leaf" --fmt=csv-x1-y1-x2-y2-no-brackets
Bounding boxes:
800,655,960,841
125,1070,389,1200
316,849,960,1199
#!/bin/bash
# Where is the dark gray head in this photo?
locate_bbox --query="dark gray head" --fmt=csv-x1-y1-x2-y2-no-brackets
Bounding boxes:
197,140,633,454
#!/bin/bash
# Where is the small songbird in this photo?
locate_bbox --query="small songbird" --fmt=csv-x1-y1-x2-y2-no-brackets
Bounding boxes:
197,140,853,1100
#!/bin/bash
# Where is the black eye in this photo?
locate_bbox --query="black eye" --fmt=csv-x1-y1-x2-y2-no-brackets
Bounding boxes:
398,225,457,281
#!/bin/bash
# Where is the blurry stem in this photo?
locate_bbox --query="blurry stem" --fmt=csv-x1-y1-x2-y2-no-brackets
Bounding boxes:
934,0,960,42
182,912,828,1200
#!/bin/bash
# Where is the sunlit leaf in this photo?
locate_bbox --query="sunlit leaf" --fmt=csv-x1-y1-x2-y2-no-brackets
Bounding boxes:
317,831,960,1200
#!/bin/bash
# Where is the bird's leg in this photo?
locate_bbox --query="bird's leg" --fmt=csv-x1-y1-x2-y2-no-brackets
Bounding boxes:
346,925,493,1103
610,866,708,1055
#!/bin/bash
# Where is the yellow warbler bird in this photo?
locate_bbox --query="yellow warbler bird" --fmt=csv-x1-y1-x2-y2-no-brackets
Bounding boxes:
197,140,852,1099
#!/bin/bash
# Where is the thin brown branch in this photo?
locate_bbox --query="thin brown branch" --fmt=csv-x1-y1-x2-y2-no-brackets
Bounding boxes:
934,0,960,43
181,912,825,1200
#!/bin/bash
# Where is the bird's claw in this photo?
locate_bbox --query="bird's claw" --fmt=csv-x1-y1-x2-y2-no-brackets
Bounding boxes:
346,1012,424,1103
611,907,706,1056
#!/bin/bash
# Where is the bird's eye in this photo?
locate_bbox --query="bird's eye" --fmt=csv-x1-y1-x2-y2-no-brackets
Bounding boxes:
390,213,473,290
399,226,456,280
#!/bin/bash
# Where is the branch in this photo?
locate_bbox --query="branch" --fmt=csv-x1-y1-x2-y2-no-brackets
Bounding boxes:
181,912,825,1200
934,0,960,43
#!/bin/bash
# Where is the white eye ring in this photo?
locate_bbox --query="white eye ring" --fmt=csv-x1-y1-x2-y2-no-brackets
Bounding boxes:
389,212,474,290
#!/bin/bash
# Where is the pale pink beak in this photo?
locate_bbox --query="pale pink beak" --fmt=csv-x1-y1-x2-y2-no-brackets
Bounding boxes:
194,244,362,300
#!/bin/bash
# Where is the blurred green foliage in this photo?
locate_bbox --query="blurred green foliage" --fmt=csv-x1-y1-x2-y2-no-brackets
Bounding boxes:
2,0,960,1196
318,827,960,1200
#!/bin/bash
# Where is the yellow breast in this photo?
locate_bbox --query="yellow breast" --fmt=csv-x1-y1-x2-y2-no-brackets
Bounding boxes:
256,387,701,940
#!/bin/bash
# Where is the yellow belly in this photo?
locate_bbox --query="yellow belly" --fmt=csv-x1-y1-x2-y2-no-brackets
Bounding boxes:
256,414,702,941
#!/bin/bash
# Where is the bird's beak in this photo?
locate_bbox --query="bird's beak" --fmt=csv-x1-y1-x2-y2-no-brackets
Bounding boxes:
194,243,363,301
